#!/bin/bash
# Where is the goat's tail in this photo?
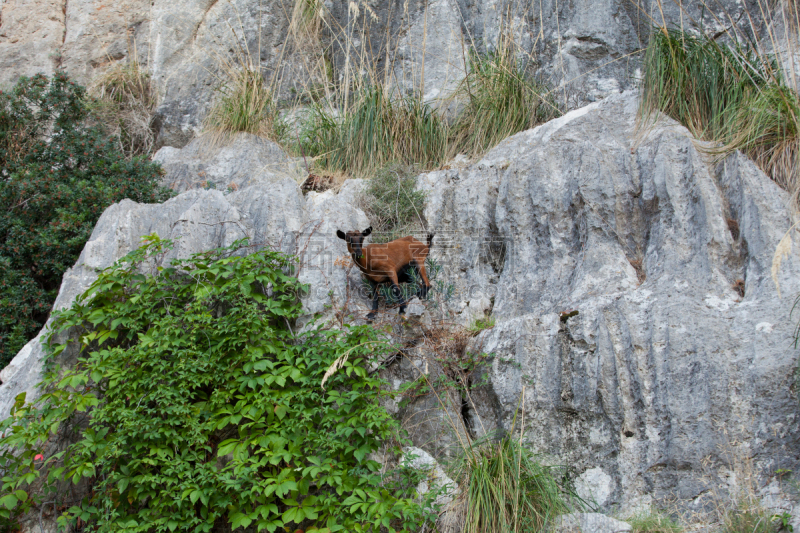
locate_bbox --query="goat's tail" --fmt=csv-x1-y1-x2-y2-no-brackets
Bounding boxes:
427,233,434,249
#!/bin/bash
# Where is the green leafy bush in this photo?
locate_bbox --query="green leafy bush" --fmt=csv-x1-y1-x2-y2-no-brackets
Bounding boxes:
0,72,172,368
0,237,434,532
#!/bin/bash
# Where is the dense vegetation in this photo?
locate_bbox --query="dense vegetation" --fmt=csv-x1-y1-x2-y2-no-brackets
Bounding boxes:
0,237,437,532
0,72,172,367
294,45,559,177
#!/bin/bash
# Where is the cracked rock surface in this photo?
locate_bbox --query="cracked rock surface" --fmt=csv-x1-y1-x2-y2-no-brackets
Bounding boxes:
418,91,800,509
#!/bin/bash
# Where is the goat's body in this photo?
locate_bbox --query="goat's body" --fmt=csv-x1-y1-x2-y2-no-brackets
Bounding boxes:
337,228,433,320
353,237,431,286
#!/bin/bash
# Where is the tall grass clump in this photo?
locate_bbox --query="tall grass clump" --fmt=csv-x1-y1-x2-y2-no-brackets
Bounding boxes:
450,45,560,157
204,64,285,143
725,82,800,193
302,86,447,176
89,59,156,158
290,0,324,39
640,27,799,197
721,501,776,533
450,435,576,533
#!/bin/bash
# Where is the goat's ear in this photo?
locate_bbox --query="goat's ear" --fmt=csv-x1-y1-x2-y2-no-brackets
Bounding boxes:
363,226,372,236
336,230,346,240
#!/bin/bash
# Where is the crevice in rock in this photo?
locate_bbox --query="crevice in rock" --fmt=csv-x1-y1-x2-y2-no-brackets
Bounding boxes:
460,389,475,439
191,0,221,43
486,218,506,277
61,0,68,45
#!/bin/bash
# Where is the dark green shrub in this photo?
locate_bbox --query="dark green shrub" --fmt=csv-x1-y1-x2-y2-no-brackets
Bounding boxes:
0,236,435,532
0,72,172,368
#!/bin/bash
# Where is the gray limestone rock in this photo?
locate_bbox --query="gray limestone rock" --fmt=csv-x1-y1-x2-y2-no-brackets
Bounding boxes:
403,446,459,507
389,0,466,112
418,90,800,510
3,85,800,529
556,513,632,533
153,132,296,192
0,0,778,152
146,0,312,148
0,0,64,87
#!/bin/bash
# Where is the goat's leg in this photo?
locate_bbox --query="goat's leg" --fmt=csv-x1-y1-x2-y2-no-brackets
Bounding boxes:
416,259,432,299
387,272,407,316
366,281,380,321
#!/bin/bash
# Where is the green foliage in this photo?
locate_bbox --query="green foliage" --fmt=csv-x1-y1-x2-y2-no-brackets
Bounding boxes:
450,47,560,157
0,72,172,369
640,27,799,195
301,87,447,177
358,164,427,242
452,434,577,533
626,508,682,533
0,237,436,532
772,512,794,532
467,315,496,334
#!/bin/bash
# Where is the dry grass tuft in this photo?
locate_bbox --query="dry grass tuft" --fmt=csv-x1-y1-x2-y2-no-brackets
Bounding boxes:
203,63,285,145
626,507,683,533
89,59,156,158
640,26,800,202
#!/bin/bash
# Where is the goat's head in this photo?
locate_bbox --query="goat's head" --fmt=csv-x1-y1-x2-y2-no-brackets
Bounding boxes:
336,226,372,259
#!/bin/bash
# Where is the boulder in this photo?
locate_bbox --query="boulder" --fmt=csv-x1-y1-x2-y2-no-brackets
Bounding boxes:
403,446,459,507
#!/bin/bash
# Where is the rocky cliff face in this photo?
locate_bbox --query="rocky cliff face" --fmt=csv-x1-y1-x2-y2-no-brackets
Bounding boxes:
1,0,789,148
3,91,799,525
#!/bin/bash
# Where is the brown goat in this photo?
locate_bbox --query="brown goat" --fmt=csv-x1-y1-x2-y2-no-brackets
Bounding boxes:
336,226,434,320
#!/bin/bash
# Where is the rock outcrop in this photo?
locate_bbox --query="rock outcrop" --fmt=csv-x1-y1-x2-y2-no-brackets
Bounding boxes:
153,133,296,192
418,90,800,510
0,143,371,417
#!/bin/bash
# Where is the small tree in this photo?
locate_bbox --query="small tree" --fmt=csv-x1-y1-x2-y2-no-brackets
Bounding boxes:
0,72,172,367
0,237,435,532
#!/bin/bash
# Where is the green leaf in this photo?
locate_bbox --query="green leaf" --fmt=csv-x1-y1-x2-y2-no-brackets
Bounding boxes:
0,494,18,510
